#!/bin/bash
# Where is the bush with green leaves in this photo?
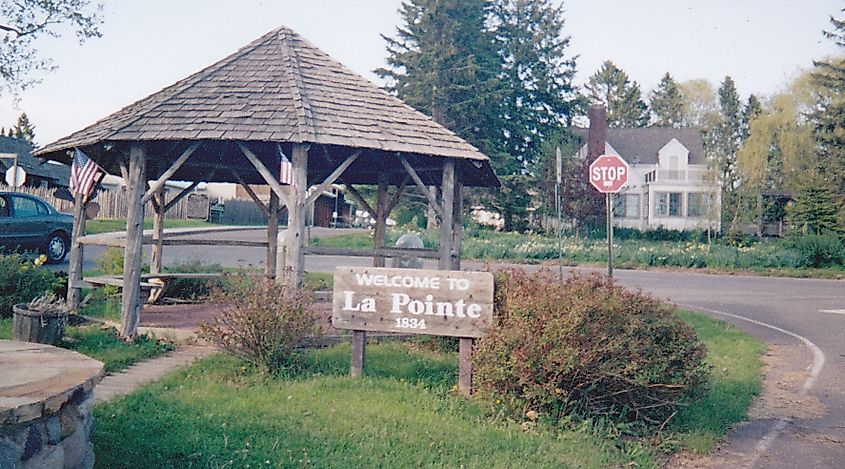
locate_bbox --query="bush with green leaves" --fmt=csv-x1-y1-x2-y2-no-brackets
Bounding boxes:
474,270,709,427
0,254,59,317
199,277,317,373
786,234,845,268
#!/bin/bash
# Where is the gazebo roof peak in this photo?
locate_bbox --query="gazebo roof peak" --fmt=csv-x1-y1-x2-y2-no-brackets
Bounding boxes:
36,25,491,165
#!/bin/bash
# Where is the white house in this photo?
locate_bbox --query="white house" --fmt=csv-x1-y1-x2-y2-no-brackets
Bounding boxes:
574,128,721,232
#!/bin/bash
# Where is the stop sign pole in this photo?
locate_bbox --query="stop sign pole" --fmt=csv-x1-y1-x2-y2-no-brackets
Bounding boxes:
589,155,629,278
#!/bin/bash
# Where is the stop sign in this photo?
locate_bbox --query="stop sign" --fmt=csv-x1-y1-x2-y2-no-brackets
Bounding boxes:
589,155,629,193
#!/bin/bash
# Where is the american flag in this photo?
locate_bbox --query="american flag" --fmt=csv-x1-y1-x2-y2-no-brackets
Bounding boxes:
279,146,292,185
70,148,103,197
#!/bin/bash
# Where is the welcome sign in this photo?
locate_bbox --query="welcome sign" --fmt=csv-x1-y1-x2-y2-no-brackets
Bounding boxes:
332,266,495,338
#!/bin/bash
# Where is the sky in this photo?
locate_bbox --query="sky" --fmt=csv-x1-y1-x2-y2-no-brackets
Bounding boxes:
0,0,841,145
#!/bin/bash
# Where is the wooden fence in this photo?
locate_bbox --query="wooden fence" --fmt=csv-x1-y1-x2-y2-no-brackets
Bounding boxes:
0,184,209,220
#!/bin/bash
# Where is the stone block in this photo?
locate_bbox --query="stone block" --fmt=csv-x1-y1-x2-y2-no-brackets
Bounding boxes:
21,424,42,460
46,416,62,445
58,405,79,440
0,437,23,468
23,444,63,469
43,391,71,414
61,428,90,469
76,394,94,421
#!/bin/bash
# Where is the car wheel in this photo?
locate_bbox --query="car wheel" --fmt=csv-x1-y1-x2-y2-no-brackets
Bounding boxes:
44,232,69,264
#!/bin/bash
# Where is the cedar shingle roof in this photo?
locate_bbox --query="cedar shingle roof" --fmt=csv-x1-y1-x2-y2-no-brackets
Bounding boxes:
36,26,498,187
572,127,706,165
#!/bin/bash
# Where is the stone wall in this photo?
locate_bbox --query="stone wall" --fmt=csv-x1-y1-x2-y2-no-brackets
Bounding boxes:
0,341,104,469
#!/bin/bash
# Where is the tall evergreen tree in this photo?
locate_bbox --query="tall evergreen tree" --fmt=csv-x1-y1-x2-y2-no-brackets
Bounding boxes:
649,72,684,127
493,0,579,173
813,10,845,203
376,0,504,154
585,61,648,128
787,172,844,235
740,94,763,140
11,112,35,144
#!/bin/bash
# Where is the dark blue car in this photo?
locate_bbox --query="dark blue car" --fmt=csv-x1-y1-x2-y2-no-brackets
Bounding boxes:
0,191,73,263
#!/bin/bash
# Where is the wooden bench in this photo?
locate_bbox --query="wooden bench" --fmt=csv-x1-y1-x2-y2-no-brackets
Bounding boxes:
83,275,160,304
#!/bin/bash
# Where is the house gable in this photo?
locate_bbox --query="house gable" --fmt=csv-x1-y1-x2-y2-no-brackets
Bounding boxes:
657,138,690,170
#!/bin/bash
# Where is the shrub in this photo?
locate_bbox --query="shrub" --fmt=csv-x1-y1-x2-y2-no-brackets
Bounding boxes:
162,258,225,299
785,234,845,268
473,270,709,427
0,254,57,317
199,277,317,373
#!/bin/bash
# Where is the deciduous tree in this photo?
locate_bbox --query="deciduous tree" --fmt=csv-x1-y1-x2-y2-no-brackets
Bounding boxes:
0,0,102,94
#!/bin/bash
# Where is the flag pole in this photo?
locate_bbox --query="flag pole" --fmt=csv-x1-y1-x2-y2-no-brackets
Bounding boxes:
555,146,563,281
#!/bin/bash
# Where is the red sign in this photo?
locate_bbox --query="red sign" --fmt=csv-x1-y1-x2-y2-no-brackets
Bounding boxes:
589,155,629,193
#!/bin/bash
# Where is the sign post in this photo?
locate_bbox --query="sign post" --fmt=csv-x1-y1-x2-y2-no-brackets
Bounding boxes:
555,146,563,281
588,154,629,277
2,153,26,187
333,266,494,395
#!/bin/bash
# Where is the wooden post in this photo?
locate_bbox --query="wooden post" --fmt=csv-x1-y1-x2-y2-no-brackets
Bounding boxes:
66,191,87,311
458,338,473,396
451,175,463,271
373,173,389,268
284,143,308,287
350,330,366,378
438,159,455,271
266,191,279,281
150,186,165,276
120,144,146,339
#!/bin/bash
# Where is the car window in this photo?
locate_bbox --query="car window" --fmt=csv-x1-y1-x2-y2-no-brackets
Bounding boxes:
11,196,41,218
36,200,49,215
0,197,8,217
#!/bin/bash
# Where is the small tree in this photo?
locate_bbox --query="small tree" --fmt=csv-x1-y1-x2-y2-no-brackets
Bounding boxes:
787,172,844,235
11,112,35,144
0,0,103,94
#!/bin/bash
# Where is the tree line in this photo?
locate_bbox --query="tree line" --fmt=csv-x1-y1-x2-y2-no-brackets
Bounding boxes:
378,0,845,235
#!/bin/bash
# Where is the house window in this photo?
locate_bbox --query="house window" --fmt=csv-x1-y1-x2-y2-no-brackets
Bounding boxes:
614,194,639,218
687,193,712,218
655,192,682,217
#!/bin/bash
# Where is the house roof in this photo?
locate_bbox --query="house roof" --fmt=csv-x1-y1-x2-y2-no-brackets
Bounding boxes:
572,127,706,165
35,26,498,187
0,136,69,186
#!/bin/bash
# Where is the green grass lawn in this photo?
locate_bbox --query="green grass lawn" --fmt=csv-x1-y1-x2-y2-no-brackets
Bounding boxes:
92,310,764,468
0,317,172,372
85,218,215,235
670,310,766,452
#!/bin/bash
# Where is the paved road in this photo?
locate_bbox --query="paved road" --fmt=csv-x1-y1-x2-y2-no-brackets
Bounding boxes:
53,227,845,467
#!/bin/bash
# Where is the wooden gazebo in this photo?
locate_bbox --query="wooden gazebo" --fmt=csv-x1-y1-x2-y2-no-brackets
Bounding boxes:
36,26,499,339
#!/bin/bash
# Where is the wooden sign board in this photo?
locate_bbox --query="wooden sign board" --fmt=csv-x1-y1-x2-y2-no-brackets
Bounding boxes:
333,266,494,338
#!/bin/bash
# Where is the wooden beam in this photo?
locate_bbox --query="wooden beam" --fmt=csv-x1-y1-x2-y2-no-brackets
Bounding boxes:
386,175,409,215
283,143,309,286
452,177,463,270
237,142,292,209
305,150,361,206
344,184,376,219
350,330,366,378
266,191,279,281
399,155,445,221
374,173,389,268
163,181,200,212
120,144,147,339
231,170,271,218
458,338,473,396
150,186,166,276
66,191,87,310
142,143,199,204
438,158,455,271
304,245,440,259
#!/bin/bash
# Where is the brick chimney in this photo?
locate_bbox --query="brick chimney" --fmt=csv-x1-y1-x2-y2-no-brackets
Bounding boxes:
587,106,607,161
